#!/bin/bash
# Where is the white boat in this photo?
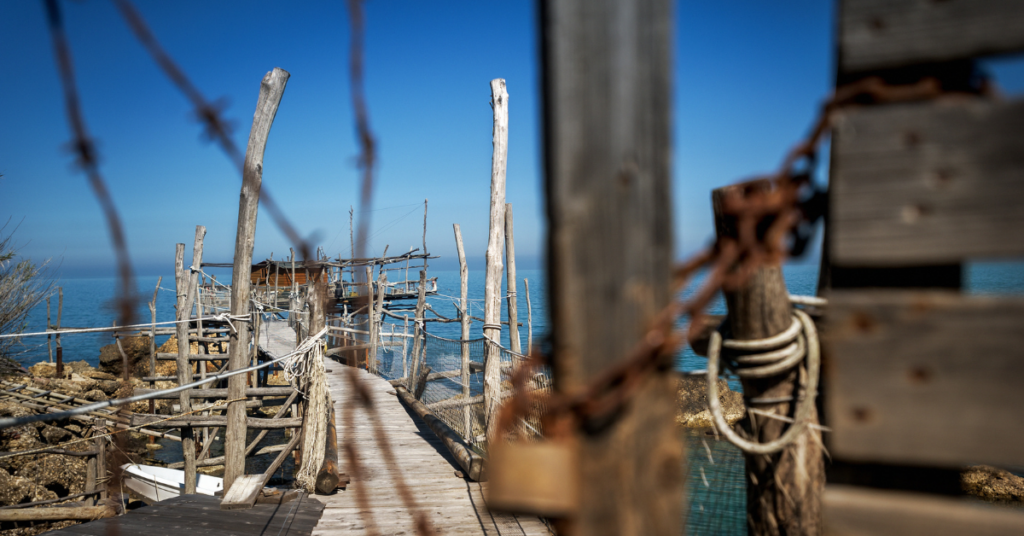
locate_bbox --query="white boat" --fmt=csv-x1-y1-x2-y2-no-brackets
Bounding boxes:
120,463,224,502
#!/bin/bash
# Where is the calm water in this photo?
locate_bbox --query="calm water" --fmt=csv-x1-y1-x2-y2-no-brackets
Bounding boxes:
11,260,1024,534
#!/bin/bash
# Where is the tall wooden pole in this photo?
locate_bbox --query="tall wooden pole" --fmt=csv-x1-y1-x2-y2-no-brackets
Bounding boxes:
173,242,196,494
422,199,429,273
46,297,52,363
453,223,472,439
483,78,509,440
712,186,824,535
540,1,681,533
55,288,63,377
224,67,290,492
504,203,521,354
524,278,533,353
406,270,427,392
365,266,375,371
148,276,161,419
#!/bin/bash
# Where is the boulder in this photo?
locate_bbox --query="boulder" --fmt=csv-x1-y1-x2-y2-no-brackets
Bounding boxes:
64,361,92,375
82,389,107,402
78,369,117,381
676,375,745,429
39,425,72,445
15,455,86,497
0,467,57,506
68,374,98,392
98,336,151,376
27,362,56,378
95,380,121,396
962,465,1024,506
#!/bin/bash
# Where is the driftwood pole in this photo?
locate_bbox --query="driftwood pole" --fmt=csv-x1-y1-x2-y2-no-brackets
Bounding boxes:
524,278,532,352
55,288,63,377
365,266,375,371
504,203,521,354
148,276,161,417
453,223,472,439
406,270,428,392
173,243,197,494
422,199,429,272
540,0,681,533
483,78,509,439
224,67,290,492
46,297,52,363
712,186,824,535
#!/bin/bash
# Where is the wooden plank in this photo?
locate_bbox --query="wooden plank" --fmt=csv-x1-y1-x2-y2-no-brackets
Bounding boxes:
831,98,1024,265
131,415,302,429
824,290,1024,468
823,485,1024,536
839,0,1024,75
220,474,267,510
540,0,682,533
226,67,290,492
135,387,294,399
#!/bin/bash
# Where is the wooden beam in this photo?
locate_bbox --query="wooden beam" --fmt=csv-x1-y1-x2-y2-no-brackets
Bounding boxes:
225,67,290,492
131,415,302,429
482,78,508,440
839,0,1024,75
831,98,1024,265
135,387,295,399
823,485,1024,535
539,0,681,532
454,223,473,440
824,290,1024,468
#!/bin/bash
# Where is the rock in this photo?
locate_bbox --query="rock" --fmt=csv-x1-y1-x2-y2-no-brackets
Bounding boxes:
98,336,151,376
0,467,57,506
15,455,86,497
40,425,72,445
64,424,83,435
69,374,98,392
82,389,107,402
78,369,117,381
962,465,1024,506
95,380,121,396
64,361,93,375
27,362,56,378
676,375,745,429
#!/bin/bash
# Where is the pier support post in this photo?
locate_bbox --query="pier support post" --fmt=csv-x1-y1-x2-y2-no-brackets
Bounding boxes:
539,0,681,533
406,270,428,393
225,67,290,492
504,203,520,354
454,224,473,439
483,78,509,440
713,186,824,535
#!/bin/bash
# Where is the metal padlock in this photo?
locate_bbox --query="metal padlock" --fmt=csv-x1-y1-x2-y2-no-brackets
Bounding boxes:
486,439,580,518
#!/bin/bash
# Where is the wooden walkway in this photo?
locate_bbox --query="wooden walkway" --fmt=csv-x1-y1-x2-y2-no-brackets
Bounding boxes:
47,494,324,536
262,318,551,535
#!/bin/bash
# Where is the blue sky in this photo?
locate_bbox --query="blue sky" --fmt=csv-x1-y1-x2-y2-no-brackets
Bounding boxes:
3,1,1022,278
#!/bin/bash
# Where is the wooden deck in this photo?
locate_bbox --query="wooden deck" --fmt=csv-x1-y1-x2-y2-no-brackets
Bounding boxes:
261,318,551,535
46,494,324,536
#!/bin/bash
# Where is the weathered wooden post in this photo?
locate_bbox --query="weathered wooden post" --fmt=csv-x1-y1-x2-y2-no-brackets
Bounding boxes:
174,225,205,494
55,288,63,377
505,203,521,354
406,270,428,393
712,186,824,535
289,248,297,327
524,278,533,353
148,277,161,420
483,78,509,439
224,67,290,492
46,297,52,363
373,272,386,374
453,223,473,438
365,266,375,371
539,0,681,533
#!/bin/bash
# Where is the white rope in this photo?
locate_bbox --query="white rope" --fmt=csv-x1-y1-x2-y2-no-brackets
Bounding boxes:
706,309,820,455
0,326,330,429
0,314,252,340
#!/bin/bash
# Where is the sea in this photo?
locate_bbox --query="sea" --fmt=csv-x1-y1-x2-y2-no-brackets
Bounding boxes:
10,260,1024,534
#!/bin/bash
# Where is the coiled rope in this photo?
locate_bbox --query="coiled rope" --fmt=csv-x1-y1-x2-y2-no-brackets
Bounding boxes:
706,306,820,455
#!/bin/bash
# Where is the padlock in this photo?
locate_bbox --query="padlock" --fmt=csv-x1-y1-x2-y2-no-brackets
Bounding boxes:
486,439,580,518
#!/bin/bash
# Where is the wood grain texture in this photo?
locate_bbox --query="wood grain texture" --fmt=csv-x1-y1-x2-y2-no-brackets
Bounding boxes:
823,485,1024,536
830,98,1024,265
315,365,551,535
483,79,509,440
823,290,1024,468
454,223,473,441
173,241,198,494
540,0,681,533
226,67,290,491
504,204,520,354
839,0,1024,75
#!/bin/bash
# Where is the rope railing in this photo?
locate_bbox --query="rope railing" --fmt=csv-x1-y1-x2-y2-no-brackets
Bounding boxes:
0,326,329,430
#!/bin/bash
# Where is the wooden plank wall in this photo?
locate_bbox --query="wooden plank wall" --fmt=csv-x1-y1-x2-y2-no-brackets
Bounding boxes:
822,1,1024,533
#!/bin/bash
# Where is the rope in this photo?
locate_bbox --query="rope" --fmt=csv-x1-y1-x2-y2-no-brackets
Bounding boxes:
706,308,820,455
0,396,246,459
0,313,252,340
290,340,331,493
0,326,329,429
